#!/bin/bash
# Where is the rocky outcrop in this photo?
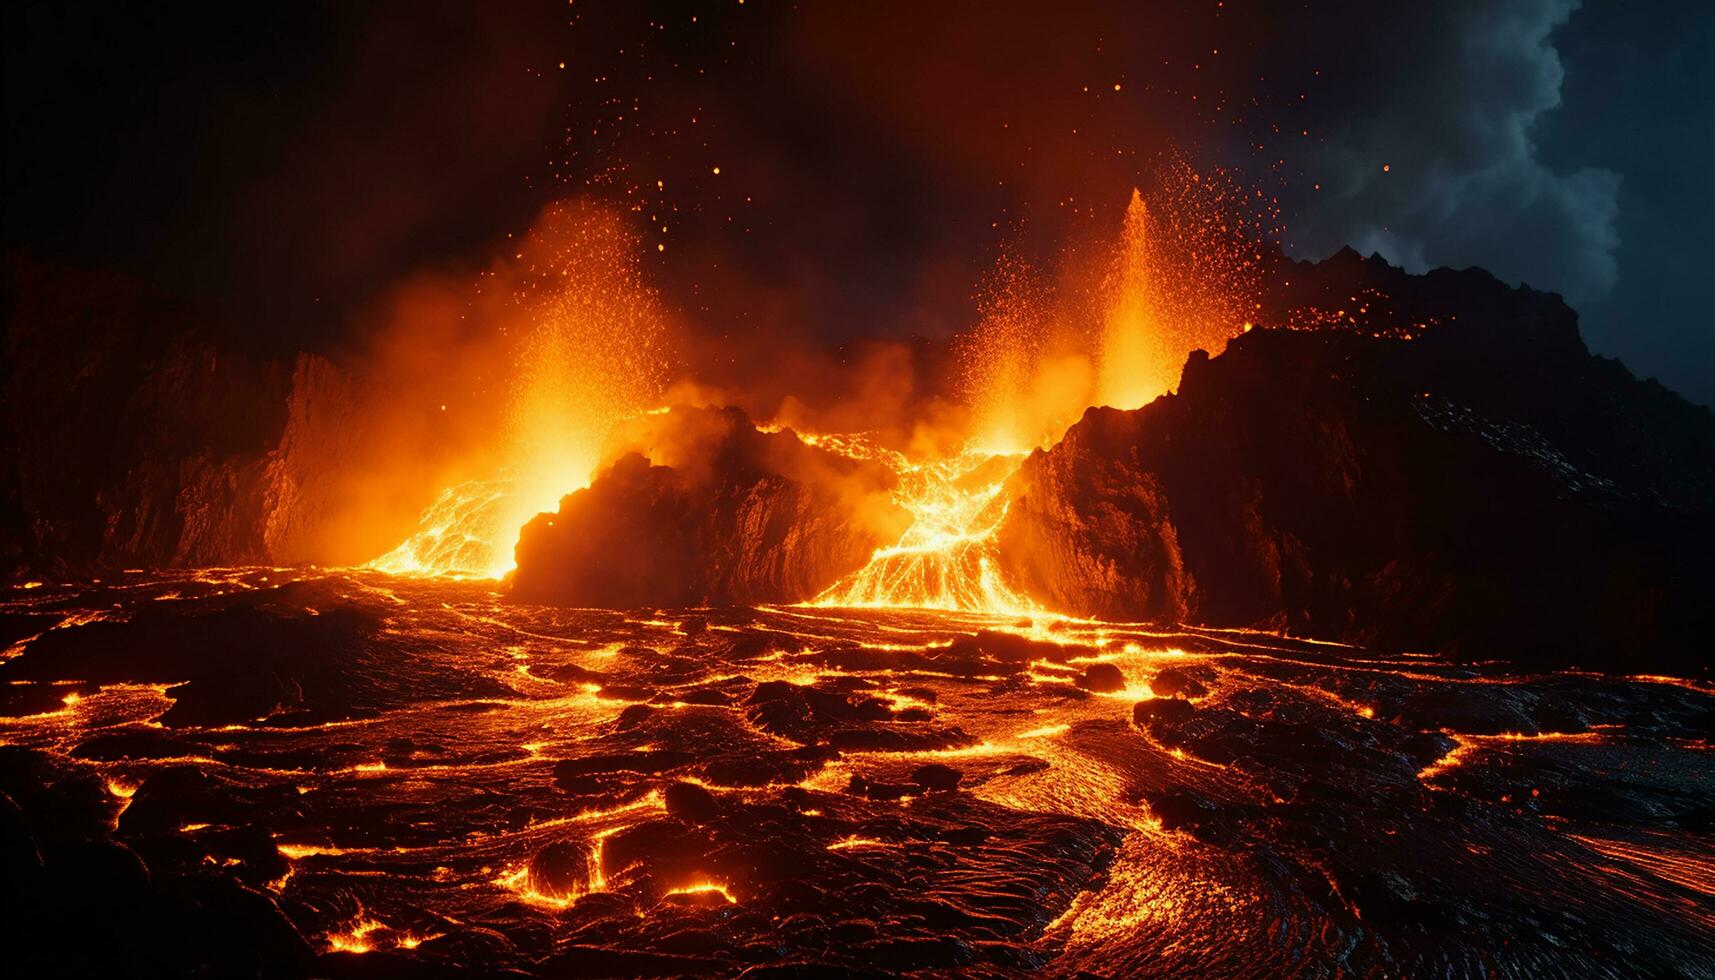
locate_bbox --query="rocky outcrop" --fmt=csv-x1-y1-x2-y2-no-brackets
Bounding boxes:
3,258,280,573
258,354,375,564
511,406,911,606
2,256,390,576
995,251,1715,669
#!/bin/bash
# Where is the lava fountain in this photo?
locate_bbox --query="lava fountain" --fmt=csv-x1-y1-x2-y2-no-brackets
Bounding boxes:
1098,163,1274,411
811,175,1267,614
374,201,671,578
1099,189,1168,411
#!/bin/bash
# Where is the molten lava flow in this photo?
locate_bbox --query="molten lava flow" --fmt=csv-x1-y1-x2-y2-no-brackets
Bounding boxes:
803,432,1036,614
371,477,514,579
326,917,384,955
805,238,1109,615
374,202,671,578
7,569,1712,976
663,880,735,904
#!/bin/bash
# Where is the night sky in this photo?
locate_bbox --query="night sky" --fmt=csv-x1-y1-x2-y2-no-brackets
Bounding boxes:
6,0,1712,404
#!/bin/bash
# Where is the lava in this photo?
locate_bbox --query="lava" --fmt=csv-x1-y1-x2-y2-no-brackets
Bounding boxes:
1,569,1712,975
1097,164,1275,411
5,3,1710,973
2,175,1704,977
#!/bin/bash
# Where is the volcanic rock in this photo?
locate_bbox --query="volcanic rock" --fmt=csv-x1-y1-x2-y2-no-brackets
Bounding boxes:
553,751,695,779
743,677,975,751
0,599,383,728
3,571,1709,976
0,257,402,575
510,405,910,606
663,781,721,822
995,251,1715,669
909,763,963,792
538,946,725,977
1142,786,1237,842
529,840,600,901
847,774,918,801
415,928,520,971
700,747,834,787
1133,698,1196,727
0,792,41,882
1076,662,1127,693
1149,667,1209,699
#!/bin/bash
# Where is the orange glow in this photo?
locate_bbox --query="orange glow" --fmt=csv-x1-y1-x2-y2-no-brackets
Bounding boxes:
827,836,892,851
1016,723,1071,739
1420,729,1613,782
326,917,383,954
799,178,1275,616
276,842,361,859
4,570,1697,969
664,879,735,903
354,176,1264,602
1098,188,1169,410
494,835,609,909
957,253,1092,453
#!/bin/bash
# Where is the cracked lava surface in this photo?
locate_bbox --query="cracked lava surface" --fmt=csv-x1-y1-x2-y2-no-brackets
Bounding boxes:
2,569,1712,977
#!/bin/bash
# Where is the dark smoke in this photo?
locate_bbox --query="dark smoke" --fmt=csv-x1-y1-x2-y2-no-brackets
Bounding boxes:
3,0,1709,403
1268,0,1620,305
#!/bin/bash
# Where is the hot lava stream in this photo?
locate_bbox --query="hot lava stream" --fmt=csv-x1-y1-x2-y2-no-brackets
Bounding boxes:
791,432,1036,615
3,569,1712,976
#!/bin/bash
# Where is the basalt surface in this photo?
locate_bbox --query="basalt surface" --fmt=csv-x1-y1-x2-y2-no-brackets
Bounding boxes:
2,570,1711,977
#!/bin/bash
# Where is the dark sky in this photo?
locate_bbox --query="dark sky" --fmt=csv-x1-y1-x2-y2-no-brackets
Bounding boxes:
5,0,1711,404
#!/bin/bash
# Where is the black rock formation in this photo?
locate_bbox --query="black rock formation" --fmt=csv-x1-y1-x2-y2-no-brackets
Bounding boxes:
995,249,1715,669
510,405,911,606
2,256,384,576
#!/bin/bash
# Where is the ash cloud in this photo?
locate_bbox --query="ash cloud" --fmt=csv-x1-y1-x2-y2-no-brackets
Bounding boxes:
1279,0,1621,303
6,0,1703,406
